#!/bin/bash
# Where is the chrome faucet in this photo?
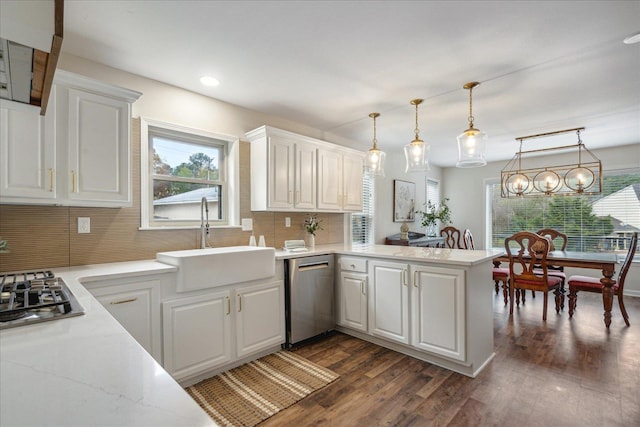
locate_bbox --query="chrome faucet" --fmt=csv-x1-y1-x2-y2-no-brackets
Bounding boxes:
200,197,210,249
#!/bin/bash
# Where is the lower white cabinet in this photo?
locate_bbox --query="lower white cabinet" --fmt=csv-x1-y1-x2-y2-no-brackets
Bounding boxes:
337,271,368,332
235,280,285,358
162,291,233,380
86,278,162,362
411,265,466,361
162,279,285,381
369,260,410,345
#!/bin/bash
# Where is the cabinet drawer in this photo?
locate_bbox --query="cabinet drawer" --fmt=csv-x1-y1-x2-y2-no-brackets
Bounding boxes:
339,257,367,273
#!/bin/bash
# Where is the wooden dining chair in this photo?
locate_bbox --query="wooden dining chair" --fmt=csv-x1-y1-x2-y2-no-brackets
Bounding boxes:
505,231,563,321
440,226,463,249
532,229,569,305
568,232,637,327
463,228,475,250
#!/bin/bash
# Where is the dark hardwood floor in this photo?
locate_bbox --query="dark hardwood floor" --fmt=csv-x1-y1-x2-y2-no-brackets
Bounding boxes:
260,292,640,426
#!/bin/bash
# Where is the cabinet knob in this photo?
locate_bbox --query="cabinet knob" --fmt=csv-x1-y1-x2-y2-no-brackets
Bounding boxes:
350,264,356,269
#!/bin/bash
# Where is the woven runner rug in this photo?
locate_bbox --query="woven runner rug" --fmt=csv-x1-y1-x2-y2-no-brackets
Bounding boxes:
185,351,339,427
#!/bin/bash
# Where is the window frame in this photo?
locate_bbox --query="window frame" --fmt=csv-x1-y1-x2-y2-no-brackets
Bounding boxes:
351,171,375,244
140,118,240,230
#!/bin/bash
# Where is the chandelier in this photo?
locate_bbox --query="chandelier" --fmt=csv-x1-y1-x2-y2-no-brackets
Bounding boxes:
501,127,602,198
456,82,487,168
404,98,430,172
365,112,386,177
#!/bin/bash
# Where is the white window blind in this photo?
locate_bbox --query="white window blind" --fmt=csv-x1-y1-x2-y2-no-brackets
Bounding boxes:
352,172,375,244
426,178,439,205
489,168,640,254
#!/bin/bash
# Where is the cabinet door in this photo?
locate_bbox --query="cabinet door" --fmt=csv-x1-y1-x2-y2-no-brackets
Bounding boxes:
411,265,466,361
295,143,316,209
369,260,410,344
91,280,161,362
66,88,131,205
338,271,368,332
342,153,364,211
317,148,343,210
0,99,56,200
162,291,232,380
268,135,295,209
235,280,285,358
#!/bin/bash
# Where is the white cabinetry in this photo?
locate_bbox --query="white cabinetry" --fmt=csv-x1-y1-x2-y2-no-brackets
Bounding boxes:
84,276,164,363
248,126,316,211
411,265,466,361
337,257,368,332
368,259,410,345
0,70,141,206
247,125,363,212
162,276,285,382
0,99,56,200
162,291,232,380
235,280,285,358
317,148,364,212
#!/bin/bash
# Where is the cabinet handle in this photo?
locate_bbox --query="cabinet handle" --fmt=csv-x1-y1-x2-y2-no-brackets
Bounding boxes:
414,271,418,288
361,280,366,295
49,168,54,192
288,190,293,204
226,296,230,315
350,264,356,269
237,294,242,312
402,269,408,286
71,170,77,193
110,297,137,305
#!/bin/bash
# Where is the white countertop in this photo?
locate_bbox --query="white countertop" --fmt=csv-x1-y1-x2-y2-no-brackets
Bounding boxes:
0,260,217,427
277,243,504,266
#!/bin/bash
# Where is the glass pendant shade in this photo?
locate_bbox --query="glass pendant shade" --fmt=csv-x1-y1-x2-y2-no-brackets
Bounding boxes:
404,139,430,172
533,170,561,194
404,99,429,172
506,173,531,196
565,166,595,192
456,128,487,167
365,112,385,177
366,147,386,177
456,82,487,168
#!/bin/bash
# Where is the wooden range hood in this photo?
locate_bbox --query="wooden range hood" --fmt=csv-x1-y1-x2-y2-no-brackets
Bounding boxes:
0,0,63,115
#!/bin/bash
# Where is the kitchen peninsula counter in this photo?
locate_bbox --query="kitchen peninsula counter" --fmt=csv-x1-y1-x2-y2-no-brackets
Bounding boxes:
0,261,217,427
276,243,504,265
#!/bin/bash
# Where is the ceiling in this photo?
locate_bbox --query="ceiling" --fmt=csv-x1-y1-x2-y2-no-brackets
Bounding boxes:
61,0,640,167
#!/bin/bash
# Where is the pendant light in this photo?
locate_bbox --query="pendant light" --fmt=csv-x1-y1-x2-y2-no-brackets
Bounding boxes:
404,99,430,172
366,112,386,177
456,82,487,168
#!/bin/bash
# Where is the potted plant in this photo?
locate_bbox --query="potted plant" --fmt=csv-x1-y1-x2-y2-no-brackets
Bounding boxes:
303,214,323,247
416,198,451,236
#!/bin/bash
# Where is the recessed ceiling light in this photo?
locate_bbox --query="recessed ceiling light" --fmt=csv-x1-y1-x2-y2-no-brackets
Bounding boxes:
200,76,220,87
623,32,640,44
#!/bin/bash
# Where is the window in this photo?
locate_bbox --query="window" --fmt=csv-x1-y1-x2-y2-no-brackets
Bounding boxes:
352,172,375,244
426,178,439,206
488,168,640,255
140,119,238,229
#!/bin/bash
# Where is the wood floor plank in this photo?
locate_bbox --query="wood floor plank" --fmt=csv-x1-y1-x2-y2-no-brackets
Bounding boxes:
257,292,640,426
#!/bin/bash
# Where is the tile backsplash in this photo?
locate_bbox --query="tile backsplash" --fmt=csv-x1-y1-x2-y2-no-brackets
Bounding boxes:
0,119,345,272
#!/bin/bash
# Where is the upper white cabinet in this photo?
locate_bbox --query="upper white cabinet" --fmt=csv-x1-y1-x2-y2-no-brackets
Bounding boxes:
317,148,363,212
0,70,141,206
0,99,56,200
247,125,363,212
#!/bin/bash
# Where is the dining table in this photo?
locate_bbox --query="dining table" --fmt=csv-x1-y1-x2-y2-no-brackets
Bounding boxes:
493,250,619,328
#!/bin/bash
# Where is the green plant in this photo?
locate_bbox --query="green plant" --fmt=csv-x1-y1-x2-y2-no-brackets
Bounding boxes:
416,198,452,228
303,214,323,236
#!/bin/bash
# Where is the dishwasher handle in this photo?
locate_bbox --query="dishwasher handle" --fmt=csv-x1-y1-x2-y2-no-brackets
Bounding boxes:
297,261,330,271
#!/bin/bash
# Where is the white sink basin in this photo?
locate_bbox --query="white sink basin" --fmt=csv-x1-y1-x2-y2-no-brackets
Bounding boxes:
156,246,276,292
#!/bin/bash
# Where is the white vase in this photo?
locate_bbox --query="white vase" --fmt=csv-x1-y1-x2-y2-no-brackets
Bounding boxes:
307,234,315,248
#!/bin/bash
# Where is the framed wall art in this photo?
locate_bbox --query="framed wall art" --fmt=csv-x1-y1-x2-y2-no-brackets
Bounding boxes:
393,180,415,222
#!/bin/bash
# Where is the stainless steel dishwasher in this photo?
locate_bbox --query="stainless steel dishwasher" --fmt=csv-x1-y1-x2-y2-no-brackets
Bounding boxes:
285,255,335,347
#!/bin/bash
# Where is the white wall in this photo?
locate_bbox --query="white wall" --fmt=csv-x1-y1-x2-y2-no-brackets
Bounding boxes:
373,150,442,244
442,143,640,295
